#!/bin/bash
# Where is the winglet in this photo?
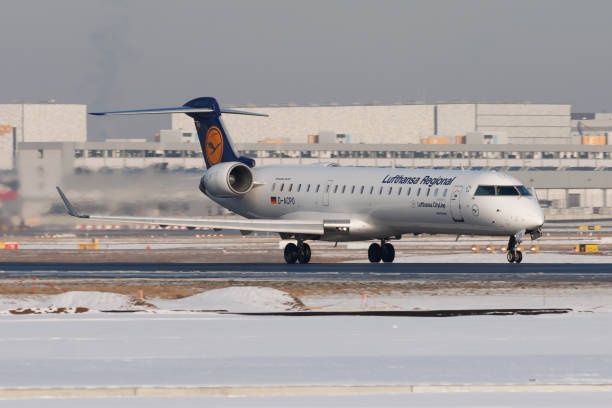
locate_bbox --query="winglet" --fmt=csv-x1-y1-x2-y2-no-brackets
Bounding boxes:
56,187,89,218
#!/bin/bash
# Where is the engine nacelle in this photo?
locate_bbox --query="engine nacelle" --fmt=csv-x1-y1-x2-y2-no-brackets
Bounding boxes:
199,162,253,198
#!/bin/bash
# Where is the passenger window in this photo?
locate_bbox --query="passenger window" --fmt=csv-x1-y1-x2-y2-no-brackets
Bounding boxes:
272,183,276,191
280,183,284,192
388,187,392,195
351,185,355,194
316,184,321,193
288,184,293,192
325,184,329,193
379,187,383,194
426,188,431,197
474,185,495,196
370,186,374,194
407,187,411,196
306,184,311,192
334,185,338,193
434,188,438,197
496,186,519,196
297,184,301,192
443,189,448,197
341,185,346,194
398,187,402,195
417,188,421,196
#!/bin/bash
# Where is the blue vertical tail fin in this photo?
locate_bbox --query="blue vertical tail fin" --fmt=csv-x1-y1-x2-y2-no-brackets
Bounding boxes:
183,97,259,168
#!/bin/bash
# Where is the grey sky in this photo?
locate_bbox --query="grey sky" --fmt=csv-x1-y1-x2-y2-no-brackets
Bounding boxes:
2,0,612,140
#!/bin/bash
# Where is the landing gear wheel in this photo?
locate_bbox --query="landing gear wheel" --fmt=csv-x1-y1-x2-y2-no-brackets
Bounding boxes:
381,243,395,263
368,243,382,263
284,243,298,264
507,250,523,263
297,243,311,264
506,235,524,264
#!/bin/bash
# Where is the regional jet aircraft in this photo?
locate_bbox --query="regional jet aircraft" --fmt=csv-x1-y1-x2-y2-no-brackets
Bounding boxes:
57,97,544,264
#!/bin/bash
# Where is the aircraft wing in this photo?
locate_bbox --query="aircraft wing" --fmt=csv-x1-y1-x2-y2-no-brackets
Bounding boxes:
56,187,323,235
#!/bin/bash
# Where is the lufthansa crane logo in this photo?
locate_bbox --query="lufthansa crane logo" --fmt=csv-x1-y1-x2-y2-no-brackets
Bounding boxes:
205,126,224,166
472,204,479,217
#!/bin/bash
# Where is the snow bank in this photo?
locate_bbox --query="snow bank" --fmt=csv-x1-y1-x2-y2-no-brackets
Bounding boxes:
301,289,612,313
1,287,304,314
0,295,39,312
42,291,139,311
152,286,305,312
0,291,144,314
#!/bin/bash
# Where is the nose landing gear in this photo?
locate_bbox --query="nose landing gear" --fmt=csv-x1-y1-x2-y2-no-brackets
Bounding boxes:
506,234,523,264
368,241,395,263
507,249,522,263
283,241,311,264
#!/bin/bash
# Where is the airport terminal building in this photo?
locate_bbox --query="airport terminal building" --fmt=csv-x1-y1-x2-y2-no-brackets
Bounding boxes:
172,102,573,145
1,101,611,223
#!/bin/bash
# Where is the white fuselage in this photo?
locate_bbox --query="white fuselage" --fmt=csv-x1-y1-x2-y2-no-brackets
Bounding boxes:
207,165,544,241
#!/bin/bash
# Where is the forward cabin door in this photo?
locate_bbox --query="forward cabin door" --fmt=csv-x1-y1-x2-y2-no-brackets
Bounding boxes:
450,186,464,222
323,180,333,206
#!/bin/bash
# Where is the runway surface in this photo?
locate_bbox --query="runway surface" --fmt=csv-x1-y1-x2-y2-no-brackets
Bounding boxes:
1,262,612,280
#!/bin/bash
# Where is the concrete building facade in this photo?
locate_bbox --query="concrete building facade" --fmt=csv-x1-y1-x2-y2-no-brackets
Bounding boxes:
0,103,86,144
571,112,612,145
171,103,571,145
0,125,15,170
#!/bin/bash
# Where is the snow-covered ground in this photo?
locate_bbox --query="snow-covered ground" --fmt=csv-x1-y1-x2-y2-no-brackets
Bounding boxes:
1,286,612,406
0,287,305,314
4,392,612,408
1,310,612,388
346,252,612,263
0,291,146,314
153,286,305,312
2,284,612,315
1,310,612,407
302,289,612,313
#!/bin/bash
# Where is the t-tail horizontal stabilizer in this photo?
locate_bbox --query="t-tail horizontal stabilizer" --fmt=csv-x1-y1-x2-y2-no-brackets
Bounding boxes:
89,107,268,117
89,96,265,169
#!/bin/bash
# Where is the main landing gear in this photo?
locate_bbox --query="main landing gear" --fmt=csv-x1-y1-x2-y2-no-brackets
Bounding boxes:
284,241,311,264
283,239,397,264
368,241,395,263
506,234,523,264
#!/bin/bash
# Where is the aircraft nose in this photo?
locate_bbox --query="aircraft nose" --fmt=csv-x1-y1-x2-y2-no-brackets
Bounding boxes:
526,202,545,229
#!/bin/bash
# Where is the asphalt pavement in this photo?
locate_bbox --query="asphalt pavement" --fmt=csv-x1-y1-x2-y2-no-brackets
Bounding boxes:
0,262,611,280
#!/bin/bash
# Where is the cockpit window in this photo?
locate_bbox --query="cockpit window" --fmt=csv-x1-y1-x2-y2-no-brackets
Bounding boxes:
474,185,531,196
474,185,495,196
496,186,519,196
515,185,532,196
